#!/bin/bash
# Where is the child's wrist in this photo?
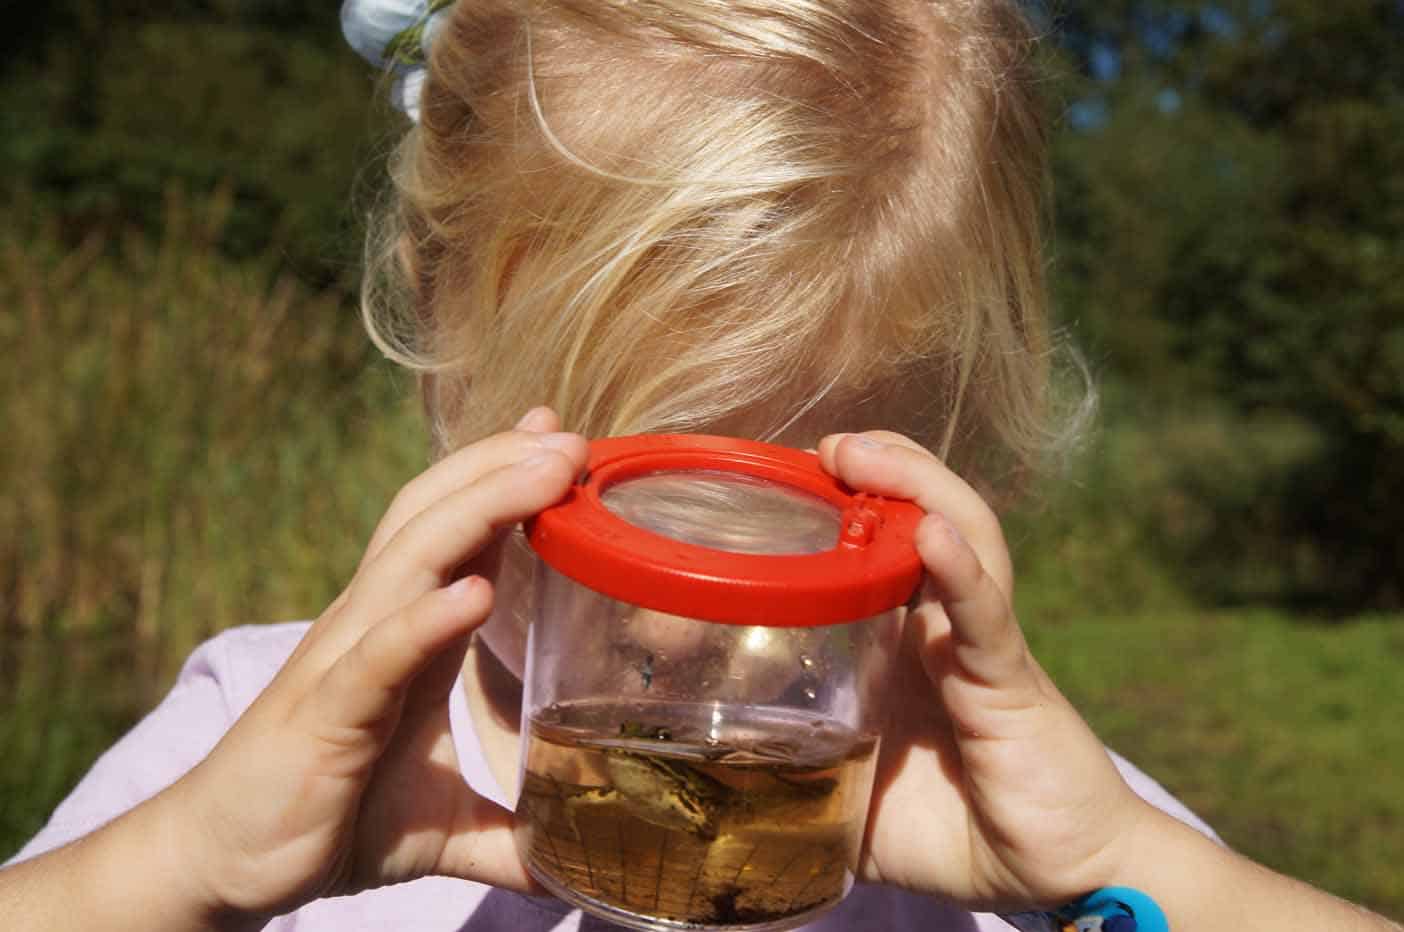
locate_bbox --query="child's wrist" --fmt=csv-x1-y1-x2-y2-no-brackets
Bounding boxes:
59,786,265,932
1092,799,1234,931
1003,799,1202,928
147,779,270,932
1038,786,1166,910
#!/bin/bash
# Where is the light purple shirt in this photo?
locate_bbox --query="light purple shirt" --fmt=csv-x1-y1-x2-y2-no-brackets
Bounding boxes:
6,623,1216,930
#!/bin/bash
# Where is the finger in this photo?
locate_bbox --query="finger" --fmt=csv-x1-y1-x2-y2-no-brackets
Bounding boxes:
361,422,584,568
913,513,1030,691
310,576,494,735
298,449,583,676
290,429,583,672
816,432,982,526
515,405,560,433
345,449,583,634
913,510,1123,833
437,794,541,892
817,433,1012,593
826,428,929,456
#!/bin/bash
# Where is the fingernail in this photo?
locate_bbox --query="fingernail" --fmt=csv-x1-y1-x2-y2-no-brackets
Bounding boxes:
536,431,583,452
935,514,964,547
851,435,883,450
446,575,481,599
515,406,549,430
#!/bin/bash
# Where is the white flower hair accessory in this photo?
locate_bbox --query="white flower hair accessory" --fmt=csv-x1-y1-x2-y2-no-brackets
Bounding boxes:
341,0,455,121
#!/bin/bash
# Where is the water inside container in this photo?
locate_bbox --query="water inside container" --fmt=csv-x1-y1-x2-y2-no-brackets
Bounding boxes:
601,470,841,556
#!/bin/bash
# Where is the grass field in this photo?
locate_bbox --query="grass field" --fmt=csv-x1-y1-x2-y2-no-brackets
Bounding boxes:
2,201,1401,921
1028,611,1404,919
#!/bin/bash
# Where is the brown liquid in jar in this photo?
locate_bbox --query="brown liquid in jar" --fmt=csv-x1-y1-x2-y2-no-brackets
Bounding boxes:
518,699,878,929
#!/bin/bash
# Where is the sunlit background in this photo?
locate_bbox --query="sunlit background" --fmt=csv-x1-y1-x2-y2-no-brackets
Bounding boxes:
1,0,1400,918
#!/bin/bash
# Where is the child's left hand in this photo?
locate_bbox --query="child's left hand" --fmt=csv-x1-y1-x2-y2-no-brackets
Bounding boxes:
817,432,1153,913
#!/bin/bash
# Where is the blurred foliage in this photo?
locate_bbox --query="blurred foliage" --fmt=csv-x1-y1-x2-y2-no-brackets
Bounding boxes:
0,191,427,853
0,1,392,289
1044,0,1404,610
1010,398,1325,619
0,187,426,684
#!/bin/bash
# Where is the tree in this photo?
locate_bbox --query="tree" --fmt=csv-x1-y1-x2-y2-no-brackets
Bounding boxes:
1049,0,1404,608
1,1,387,287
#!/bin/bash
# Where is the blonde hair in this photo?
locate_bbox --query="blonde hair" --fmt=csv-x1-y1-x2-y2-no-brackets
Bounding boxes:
364,0,1084,500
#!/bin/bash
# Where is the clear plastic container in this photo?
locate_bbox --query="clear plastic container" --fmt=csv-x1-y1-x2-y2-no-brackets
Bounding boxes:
518,436,921,931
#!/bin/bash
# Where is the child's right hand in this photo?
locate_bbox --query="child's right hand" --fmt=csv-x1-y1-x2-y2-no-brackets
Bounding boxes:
820,432,1404,932
161,410,587,926
817,432,1153,911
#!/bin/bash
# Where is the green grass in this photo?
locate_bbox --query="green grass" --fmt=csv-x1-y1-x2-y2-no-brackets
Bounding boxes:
1027,611,1404,920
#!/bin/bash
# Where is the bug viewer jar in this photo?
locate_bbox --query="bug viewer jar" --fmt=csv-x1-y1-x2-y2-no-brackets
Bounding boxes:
517,435,922,932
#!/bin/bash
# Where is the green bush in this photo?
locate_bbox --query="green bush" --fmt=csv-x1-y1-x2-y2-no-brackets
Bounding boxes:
0,18,390,288
1048,1,1404,610
1012,394,1325,620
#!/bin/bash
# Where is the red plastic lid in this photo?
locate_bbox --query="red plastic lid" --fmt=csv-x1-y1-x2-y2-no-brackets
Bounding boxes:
525,435,923,626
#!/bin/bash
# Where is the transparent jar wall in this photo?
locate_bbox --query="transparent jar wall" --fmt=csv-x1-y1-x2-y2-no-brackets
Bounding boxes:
517,563,902,932
523,563,901,731
517,461,910,930
524,465,903,733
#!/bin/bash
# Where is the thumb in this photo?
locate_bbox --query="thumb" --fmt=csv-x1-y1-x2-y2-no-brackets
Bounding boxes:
913,514,1149,905
436,792,540,892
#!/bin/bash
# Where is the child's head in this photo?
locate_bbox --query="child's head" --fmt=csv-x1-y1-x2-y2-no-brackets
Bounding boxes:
363,0,1073,499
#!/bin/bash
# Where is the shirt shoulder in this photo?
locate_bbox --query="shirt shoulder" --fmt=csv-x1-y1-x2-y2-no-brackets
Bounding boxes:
186,620,311,714
5,622,311,867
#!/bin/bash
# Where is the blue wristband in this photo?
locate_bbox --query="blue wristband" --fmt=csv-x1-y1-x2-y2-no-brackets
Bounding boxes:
1058,886,1169,932
1001,886,1169,932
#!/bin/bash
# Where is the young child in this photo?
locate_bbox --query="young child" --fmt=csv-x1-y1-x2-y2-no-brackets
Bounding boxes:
2,0,1399,929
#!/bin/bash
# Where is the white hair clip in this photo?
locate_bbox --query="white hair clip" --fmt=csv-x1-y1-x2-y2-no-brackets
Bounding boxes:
341,0,455,121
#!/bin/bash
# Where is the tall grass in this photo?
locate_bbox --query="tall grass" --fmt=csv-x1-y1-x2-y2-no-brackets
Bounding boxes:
1,189,425,849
